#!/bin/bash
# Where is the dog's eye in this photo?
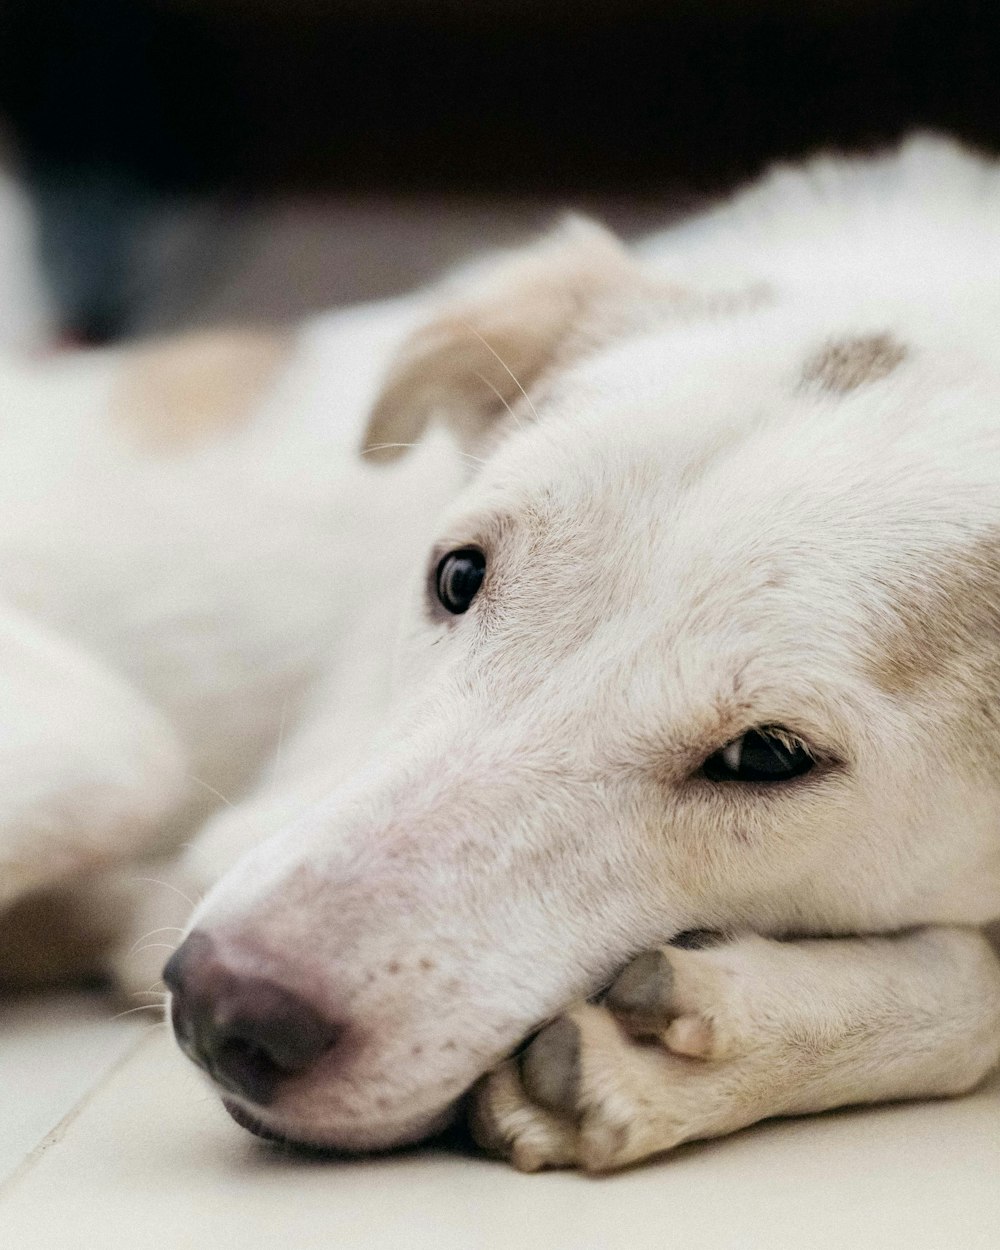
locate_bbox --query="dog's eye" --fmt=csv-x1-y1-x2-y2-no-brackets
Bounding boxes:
702,728,814,783
435,547,486,614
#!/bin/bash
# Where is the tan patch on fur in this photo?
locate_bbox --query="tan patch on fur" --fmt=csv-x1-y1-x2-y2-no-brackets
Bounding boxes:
867,533,1000,755
112,328,292,450
802,333,907,394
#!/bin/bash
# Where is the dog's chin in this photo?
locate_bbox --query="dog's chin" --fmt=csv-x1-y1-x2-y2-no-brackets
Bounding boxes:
221,1096,458,1156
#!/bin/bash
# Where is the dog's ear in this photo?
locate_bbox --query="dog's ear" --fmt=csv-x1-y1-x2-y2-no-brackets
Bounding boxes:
361,217,639,461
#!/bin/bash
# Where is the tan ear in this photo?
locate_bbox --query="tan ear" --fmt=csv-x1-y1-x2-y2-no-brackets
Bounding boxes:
361,217,638,461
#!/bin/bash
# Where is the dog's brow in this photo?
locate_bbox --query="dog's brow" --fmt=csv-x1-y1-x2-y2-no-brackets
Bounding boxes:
434,505,522,556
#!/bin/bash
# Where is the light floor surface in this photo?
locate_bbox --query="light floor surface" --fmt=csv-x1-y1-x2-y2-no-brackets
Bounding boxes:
1,993,998,1249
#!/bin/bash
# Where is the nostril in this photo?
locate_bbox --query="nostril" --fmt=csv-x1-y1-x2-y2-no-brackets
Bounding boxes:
212,1033,288,1106
204,1007,340,1106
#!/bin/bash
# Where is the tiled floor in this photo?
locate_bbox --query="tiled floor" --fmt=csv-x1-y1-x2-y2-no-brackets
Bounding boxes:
0,992,141,1185
2,994,999,1249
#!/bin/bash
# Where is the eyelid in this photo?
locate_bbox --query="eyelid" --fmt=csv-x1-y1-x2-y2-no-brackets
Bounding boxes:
718,723,837,764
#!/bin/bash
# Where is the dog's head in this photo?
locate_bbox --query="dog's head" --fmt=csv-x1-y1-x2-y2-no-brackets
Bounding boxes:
165,217,1000,1152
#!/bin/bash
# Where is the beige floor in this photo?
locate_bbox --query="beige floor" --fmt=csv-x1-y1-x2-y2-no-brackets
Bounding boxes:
2,995,998,1250
0,992,140,1184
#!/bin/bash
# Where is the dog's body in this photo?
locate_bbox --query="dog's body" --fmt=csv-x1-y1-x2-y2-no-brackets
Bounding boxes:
4,134,1000,1171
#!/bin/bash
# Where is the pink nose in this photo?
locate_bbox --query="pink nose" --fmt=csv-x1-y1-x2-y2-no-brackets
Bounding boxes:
163,931,341,1105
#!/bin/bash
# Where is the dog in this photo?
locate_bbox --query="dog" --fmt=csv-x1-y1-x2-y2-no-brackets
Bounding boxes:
3,134,1000,1174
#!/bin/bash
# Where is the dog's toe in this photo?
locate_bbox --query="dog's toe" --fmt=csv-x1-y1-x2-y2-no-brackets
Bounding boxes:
520,1015,582,1115
469,1057,580,1171
605,943,732,1059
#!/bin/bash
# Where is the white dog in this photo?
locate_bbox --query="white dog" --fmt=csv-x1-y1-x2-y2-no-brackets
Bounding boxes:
3,134,1000,1174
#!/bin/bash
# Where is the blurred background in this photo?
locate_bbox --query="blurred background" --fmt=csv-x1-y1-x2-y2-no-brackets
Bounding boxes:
0,0,998,346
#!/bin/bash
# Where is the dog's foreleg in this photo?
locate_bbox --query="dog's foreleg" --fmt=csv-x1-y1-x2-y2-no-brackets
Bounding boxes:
0,604,185,912
471,926,1000,1173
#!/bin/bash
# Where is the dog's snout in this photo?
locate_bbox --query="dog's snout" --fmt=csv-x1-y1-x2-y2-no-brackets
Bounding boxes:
163,931,340,1106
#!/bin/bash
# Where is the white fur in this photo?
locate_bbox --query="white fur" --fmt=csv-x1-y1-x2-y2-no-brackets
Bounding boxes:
3,135,1000,1164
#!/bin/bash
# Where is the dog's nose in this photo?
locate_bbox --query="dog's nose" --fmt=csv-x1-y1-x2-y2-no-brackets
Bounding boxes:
163,931,340,1105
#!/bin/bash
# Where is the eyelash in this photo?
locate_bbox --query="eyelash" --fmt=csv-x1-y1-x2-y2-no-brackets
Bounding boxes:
696,730,840,787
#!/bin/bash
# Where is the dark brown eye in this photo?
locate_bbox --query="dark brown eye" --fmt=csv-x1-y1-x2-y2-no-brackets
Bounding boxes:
435,547,486,614
702,728,814,783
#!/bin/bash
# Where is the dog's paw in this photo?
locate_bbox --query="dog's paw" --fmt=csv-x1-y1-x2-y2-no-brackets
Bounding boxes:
469,938,767,1174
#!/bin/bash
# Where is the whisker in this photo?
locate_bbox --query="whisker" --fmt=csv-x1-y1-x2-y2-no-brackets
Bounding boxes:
188,774,237,809
463,324,538,424
472,372,528,436
130,942,182,957
126,925,186,957
361,440,421,456
363,440,488,468
271,694,290,793
132,876,198,910
112,1003,169,1021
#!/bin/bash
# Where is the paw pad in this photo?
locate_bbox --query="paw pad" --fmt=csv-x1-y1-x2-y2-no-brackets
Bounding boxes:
520,1015,582,1115
606,948,675,1028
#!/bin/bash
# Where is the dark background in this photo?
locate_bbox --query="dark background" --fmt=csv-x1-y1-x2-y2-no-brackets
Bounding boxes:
1,0,997,340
